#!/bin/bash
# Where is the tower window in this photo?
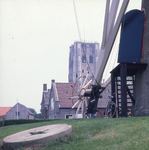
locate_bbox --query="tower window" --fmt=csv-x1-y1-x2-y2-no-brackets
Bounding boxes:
89,55,93,63
92,49,95,54
82,55,86,63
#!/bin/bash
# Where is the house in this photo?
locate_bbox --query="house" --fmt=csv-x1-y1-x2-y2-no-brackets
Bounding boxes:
0,107,12,120
41,84,50,119
47,80,76,119
40,79,110,119
96,84,111,117
6,103,34,120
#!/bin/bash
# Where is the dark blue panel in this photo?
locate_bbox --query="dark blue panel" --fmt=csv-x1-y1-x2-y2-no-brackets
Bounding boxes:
118,9,144,63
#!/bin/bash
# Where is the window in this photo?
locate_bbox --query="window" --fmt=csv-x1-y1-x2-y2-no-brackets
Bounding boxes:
90,48,94,54
92,49,95,54
82,55,86,63
16,112,20,116
87,67,89,71
51,98,54,110
89,55,93,63
82,49,87,55
81,44,87,54
65,114,73,119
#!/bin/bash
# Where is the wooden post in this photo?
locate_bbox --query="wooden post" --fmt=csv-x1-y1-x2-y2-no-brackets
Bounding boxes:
3,116,5,127
111,71,116,117
120,63,127,117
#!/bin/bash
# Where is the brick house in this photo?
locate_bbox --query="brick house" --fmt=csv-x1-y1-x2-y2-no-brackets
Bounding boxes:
6,103,34,120
0,107,12,120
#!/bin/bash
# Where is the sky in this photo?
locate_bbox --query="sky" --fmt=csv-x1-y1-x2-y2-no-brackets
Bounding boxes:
0,0,141,113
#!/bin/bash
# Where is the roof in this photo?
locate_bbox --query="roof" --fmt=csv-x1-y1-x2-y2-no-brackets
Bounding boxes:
111,63,148,77
118,9,144,63
19,103,34,115
55,82,74,108
0,107,12,116
54,82,110,108
11,103,34,116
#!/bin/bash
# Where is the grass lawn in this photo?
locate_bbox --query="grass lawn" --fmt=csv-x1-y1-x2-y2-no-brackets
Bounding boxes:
1,117,149,150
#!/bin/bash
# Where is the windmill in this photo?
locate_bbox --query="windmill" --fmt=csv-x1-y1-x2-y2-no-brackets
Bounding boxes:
70,0,130,118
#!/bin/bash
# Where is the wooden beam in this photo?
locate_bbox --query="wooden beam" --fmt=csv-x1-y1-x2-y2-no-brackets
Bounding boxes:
120,63,127,117
106,0,120,46
111,71,116,117
93,0,129,85
127,87,135,105
100,0,110,50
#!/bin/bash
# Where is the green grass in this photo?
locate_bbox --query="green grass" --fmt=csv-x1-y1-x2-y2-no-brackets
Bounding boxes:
1,117,149,150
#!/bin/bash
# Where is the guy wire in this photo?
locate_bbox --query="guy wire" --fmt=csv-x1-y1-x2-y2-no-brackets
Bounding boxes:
73,0,100,85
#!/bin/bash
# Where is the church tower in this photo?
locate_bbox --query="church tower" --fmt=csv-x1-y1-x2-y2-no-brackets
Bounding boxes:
68,42,99,83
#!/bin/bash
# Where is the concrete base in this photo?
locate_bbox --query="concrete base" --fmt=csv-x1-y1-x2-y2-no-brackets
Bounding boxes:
3,124,72,150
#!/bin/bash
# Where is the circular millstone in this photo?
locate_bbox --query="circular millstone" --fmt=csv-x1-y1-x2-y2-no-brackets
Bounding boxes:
3,124,72,150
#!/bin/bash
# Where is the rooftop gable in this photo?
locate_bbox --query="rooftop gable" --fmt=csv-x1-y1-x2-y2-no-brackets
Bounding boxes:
12,103,34,116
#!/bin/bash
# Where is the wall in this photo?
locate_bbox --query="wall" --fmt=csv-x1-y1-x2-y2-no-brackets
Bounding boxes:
47,83,60,119
28,115,34,119
68,45,74,82
6,104,29,120
68,42,100,83
41,89,50,119
58,108,75,119
133,0,149,116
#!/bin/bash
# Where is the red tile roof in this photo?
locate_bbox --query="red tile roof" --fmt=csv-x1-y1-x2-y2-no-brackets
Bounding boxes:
55,83,78,108
0,107,12,116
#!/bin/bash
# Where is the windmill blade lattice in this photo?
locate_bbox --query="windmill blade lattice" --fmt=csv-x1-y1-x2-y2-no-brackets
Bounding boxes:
70,73,92,117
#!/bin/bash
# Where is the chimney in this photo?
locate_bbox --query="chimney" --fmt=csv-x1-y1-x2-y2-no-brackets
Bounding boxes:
43,84,47,91
52,79,55,83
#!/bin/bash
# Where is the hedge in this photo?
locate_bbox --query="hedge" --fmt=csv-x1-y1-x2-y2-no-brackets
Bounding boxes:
0,119,56,127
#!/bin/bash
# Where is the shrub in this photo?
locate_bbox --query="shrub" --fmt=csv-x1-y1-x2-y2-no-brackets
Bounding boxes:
0,119,55,127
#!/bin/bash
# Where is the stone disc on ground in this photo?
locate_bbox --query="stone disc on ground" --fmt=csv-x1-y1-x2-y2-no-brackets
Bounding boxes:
3,124,72,150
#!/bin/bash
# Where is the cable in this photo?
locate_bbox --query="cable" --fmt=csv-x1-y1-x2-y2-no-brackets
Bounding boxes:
73,0,100,85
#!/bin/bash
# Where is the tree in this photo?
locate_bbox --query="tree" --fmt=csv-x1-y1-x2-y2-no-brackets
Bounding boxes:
35,113,41,119
28,108,41,118
28,108,37,116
